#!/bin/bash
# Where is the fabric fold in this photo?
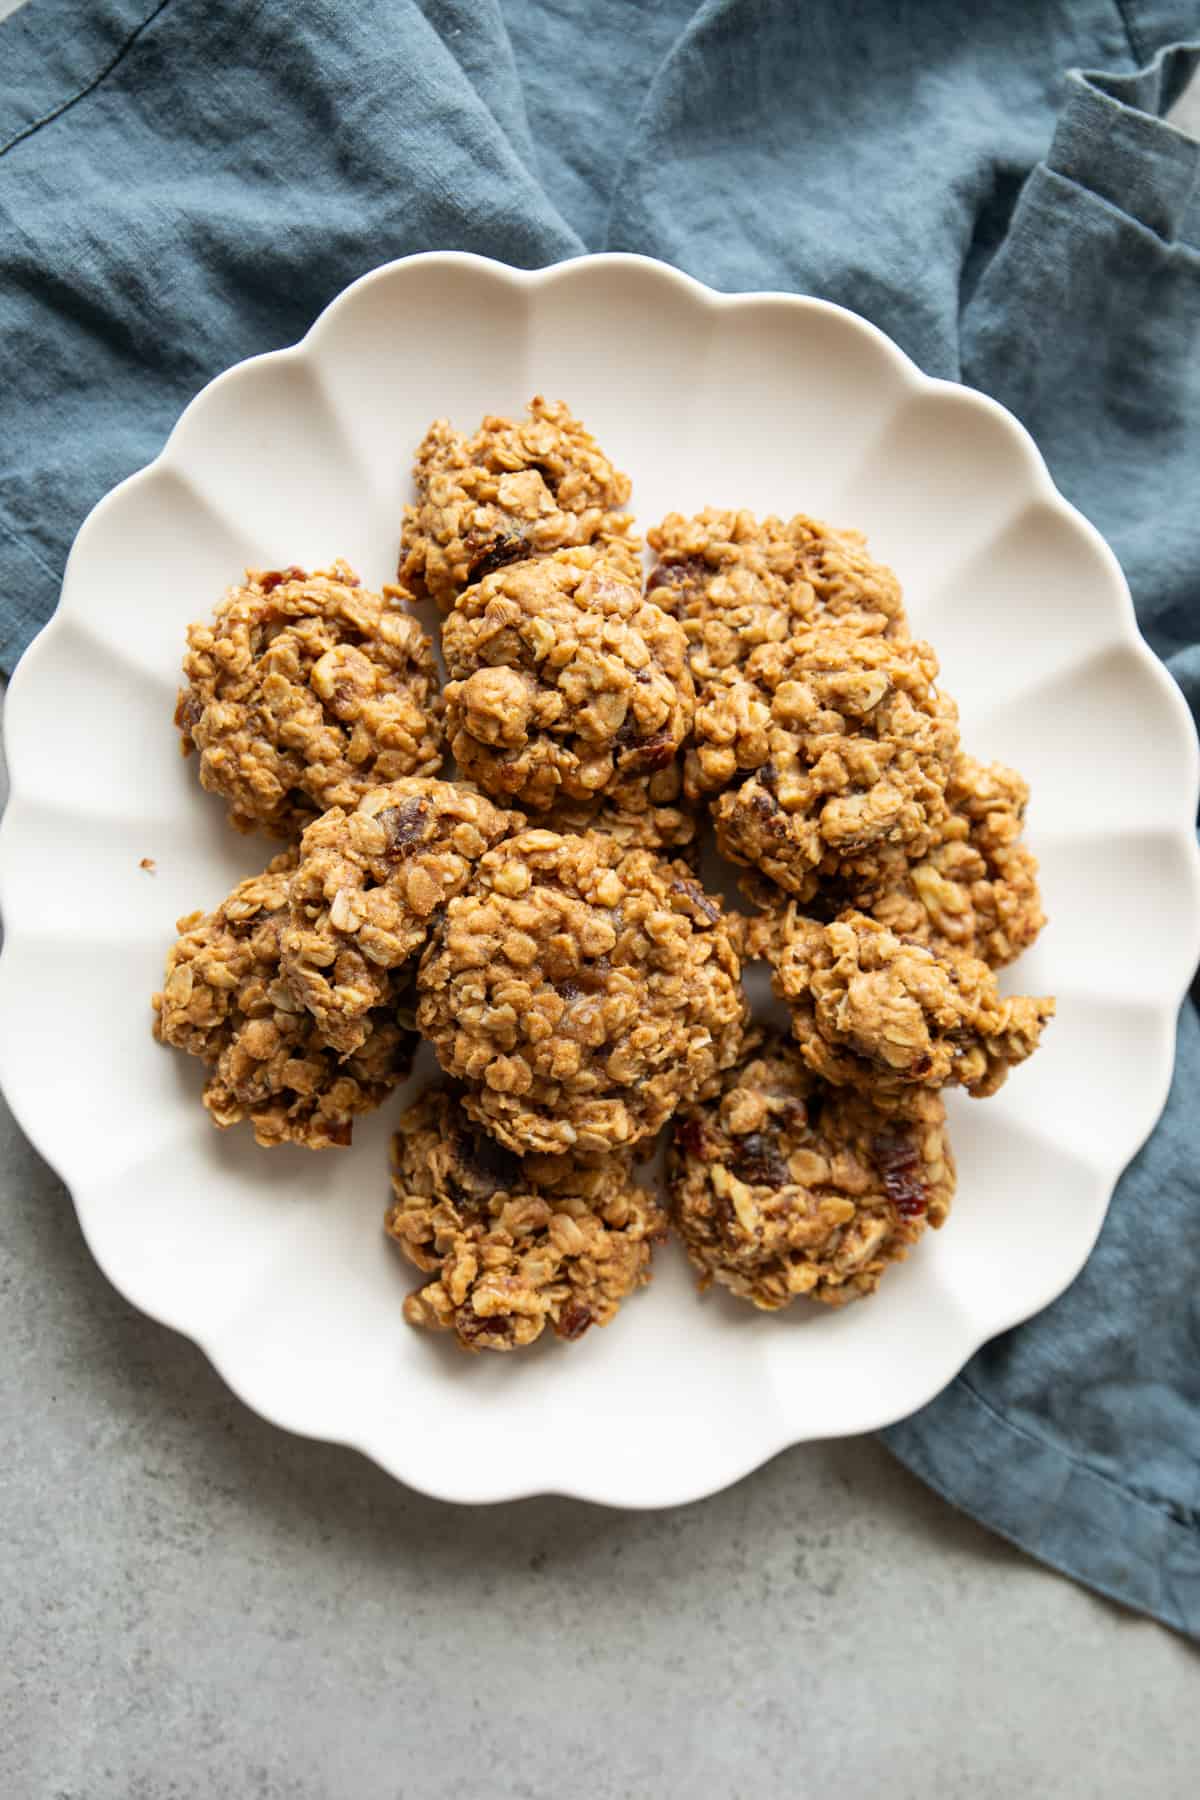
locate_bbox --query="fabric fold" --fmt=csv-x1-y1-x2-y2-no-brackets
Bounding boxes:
892,50,1200,1636
886,1356,1200,1639
1049,45,1200,245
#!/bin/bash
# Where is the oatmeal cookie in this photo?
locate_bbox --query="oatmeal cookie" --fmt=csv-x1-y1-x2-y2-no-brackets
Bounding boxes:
668,1033,954,1308
741,755,1045,970
871,755,1044,968
415,828,747,1156
175,561,444,837
386,1083,667,1351
768,909,1054,1101
283,778,516,1054
397,397,640,612
442,549,693,808
706,621,959,894
647,507,907,670
532,764,700,858
153,852,412,1148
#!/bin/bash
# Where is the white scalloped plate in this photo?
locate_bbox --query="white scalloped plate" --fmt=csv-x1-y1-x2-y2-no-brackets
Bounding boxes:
2,254,1198,1508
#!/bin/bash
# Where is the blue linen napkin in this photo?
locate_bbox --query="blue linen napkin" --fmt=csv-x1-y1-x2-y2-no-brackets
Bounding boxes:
2,0,1198,1634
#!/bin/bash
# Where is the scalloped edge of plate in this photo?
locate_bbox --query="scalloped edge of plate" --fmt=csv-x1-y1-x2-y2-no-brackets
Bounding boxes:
3,252,1199,1507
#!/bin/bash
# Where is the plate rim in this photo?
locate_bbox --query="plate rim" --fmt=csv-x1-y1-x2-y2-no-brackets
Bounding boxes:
3,249,1199,1508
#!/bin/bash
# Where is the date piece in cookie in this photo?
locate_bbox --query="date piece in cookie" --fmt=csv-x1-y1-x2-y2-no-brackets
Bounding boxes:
443,548,693,810
153,852,412,1148
397,397,640,612
175,561,444,838
668,1033,954,1308
387,1083,667,1351
415,829,746,1156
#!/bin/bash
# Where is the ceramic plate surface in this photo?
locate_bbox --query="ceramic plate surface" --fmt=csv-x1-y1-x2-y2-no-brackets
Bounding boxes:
2,253,1198,1507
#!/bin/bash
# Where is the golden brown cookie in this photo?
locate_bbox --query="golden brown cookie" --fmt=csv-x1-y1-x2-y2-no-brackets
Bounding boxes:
283,778,518,1054
415,828,747,1156
531,763,700,859
387,1083,667,1351
706,621,959,896
443,548,693,809
667,1032,954,1308
741,754,1045,972
871,755,1045,968
767,909,1053,1101
153,853,413,1148
397,397,640,612
175,561,443,838
646,508,907,672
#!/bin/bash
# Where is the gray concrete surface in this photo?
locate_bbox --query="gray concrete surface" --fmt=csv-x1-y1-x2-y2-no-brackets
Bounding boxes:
3,5,1199,1795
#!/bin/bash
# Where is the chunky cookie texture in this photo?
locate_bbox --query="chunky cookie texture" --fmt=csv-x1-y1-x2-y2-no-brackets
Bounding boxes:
532,764,700,858
175,562,444,838
647,508,908,667
668,1033,955,1308
397,397,640,612
157,417,1059,1333
767,910,1054,1102
387,1083,667,1351
443,548,694,810
705,621,959,896
415,828,747,1156
870,755,1044,969
153,852,412,1148
742,754,1045,972
283,778,516,1054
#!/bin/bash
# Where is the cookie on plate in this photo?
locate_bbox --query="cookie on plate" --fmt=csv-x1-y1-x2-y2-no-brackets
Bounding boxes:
175,561,443,838
387,1082,667,1351
443,547,693,810
397,397,640,612
705,619,959,895
766,909,1054,1102
739,753,1045,972
668,1032,955,1308
647,506,907,665
153,852,413,1148
283,778,517,1054
869,754,1045,969
415,828,746,1156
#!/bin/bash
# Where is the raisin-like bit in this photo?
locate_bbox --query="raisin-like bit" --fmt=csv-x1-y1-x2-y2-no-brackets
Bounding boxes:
556,1301,593,1341
675,1114,711,1161
874,1130,928,1216
449,1125,524,1201
257,565,308,595
731,1131,790,1187
377,796,430,856
669,877,720,926
466,532,529,583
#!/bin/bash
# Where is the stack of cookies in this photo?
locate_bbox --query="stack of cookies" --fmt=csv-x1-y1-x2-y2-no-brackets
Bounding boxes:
154,397,1053,1352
